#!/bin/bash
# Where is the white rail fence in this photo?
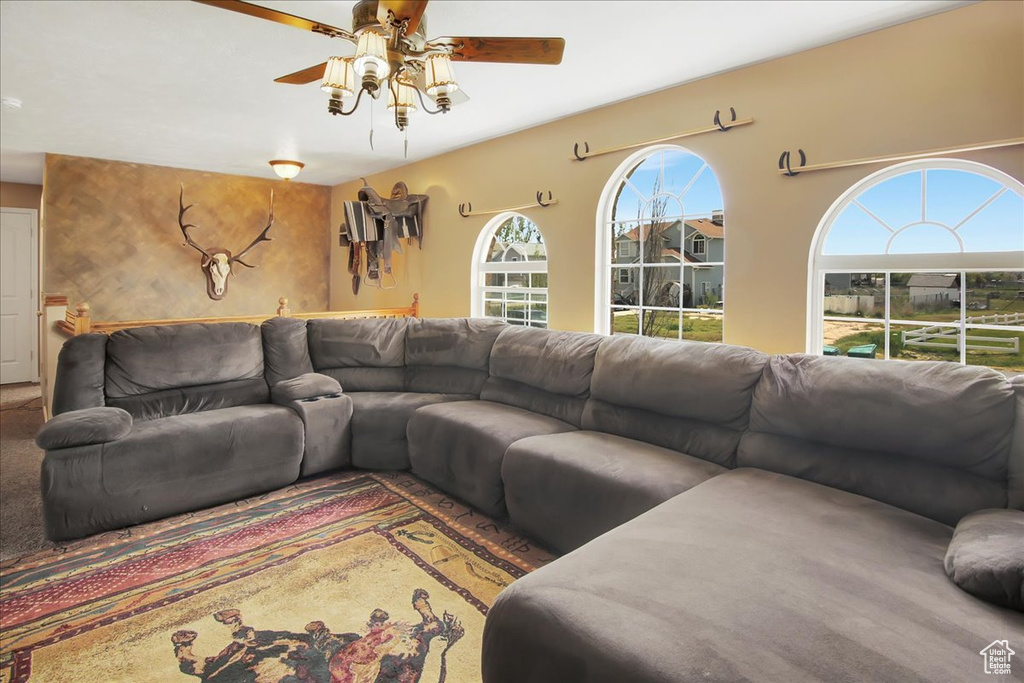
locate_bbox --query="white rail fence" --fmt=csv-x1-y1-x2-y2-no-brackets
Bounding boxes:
902,315,1022,353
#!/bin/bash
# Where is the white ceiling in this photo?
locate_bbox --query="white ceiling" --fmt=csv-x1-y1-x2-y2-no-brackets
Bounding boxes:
0,0,964,187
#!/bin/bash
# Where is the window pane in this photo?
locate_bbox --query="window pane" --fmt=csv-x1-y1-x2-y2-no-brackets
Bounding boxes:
856,170,922,231
611,308,639,335
506,291,526,301
485,273,505,287
529,304,548,325
611,267,639,306
506,302,526,323
642,266,681,307
642,194,684,222
823,320,884,357
531,292,548,303
689,264,725,308
823,273,885,319
507,272,528,288
678,164,725,217
683,311,723,343
964,327,1023,375
891,322,961,363
889,272,961,322
611,222,640,262
965,271,1024,376
484,301,503,319
639,221,681,264
925,169,1004,227
642,309,680,340
821,203,893,256
956,190,1024,253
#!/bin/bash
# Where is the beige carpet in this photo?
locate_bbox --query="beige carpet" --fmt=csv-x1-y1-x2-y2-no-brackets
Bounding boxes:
0,383,52,562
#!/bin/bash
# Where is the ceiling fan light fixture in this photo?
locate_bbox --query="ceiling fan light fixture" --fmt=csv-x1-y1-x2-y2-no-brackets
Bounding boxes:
425,52,459,106
269,159,305,181
321,56,356,98
353,29,391,88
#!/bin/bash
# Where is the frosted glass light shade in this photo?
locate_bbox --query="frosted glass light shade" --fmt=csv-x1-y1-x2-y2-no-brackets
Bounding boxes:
425,53,459,95
387,77,418,111
321,57,356,98
269,160,304,180
354,30,390,80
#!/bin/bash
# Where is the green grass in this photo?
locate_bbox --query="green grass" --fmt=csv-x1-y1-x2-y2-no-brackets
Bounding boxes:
612,311,722,342
832,327,1023,371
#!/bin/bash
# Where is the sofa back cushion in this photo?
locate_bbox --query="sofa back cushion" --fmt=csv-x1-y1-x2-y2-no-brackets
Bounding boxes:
583,336,768,467
307,318,408,391
405,318,506,394
1010,376,1024,510
481,327,604,425
261,317,314,386
739,354,1017,525
103,323,268,419
52,334,109,415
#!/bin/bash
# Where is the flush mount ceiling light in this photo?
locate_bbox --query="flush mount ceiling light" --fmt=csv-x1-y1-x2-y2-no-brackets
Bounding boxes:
194,0,565,146
269,159,305,180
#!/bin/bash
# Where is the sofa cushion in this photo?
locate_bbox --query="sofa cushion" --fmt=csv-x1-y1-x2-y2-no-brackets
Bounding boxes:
106,378,270,422
502,431,727,553
348,392,474,470
36,407,132,450
487,326,603,397
407,400,577,517
741,355,1017,525
51,334,108,415
945,508,1024,611
404,317,505,395
308,318,409,391
1009,375,1024,509
104,323,264,399
261,316,314,386
40,405,303,541
270,373,342,404
483,468,1024,683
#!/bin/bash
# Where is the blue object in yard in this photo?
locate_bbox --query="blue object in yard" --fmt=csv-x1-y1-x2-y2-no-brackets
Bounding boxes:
822,345,840,356
847,343,878,359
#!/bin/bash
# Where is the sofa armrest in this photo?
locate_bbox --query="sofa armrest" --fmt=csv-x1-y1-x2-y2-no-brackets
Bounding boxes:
944,508,1024,611
35,407,133,450
270,373,343,404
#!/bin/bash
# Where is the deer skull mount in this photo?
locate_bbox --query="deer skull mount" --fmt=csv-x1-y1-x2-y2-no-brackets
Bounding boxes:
178,185,274,300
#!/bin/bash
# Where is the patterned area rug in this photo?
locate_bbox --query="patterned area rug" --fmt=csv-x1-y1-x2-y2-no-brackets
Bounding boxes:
0,472,554,682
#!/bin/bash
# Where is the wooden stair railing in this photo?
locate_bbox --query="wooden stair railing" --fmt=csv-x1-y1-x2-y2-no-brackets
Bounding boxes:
55,294,420,336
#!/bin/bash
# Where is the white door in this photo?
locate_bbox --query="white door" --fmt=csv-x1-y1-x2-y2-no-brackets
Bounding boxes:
0,209,38,384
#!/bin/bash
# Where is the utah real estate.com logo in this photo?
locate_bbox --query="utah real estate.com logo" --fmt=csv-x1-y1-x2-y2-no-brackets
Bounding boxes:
980,640,1015,675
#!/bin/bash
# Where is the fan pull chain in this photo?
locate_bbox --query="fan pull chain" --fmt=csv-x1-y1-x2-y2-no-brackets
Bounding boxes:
368,98,375,151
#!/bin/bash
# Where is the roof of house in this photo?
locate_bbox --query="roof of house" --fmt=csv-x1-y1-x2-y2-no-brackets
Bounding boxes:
686,219,724,239
907,274,959,288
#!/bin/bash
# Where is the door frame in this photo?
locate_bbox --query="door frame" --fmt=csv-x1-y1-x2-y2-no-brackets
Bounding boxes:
1,206,40,383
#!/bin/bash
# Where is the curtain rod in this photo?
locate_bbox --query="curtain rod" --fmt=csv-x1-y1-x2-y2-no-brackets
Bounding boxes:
778,137,1024,176
458,191,557,218
571,109,753,162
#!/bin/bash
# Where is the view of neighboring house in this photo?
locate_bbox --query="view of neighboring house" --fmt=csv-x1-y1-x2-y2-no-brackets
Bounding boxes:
824,273,881,292
907,273,960,306
612,213,724,307
489,241,547,263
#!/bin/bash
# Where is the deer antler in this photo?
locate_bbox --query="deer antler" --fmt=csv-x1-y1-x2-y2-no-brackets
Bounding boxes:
230,190,274,269
179,184,213,258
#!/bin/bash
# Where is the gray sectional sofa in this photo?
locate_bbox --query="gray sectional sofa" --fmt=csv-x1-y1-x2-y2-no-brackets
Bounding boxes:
38,316,1024,680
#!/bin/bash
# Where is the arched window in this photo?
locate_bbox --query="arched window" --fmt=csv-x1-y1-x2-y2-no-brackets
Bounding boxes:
595,146,726,341
471,212,548,327
809,159,1024,374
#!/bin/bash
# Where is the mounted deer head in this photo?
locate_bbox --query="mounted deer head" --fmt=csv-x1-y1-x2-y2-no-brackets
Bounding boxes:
178,185,274,300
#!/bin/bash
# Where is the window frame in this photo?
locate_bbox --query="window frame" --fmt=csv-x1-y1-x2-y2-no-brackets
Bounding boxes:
471,211,549,328
806,158,1024,361
594,144,726,340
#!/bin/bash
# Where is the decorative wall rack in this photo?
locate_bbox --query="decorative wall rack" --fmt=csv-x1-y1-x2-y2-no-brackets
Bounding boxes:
778,137,1024,177
458,191,557,218
571,108,753,162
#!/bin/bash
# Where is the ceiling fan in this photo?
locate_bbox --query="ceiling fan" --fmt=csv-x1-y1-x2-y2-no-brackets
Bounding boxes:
194,0,565,141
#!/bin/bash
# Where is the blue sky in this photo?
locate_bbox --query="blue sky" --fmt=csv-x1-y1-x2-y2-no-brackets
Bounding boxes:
823,169,1024,255
613,149,724,221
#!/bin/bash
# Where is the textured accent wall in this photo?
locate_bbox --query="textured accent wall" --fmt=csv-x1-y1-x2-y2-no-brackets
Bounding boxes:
44,155,330,321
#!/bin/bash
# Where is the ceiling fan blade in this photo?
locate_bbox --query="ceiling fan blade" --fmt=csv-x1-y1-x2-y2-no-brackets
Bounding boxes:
427,37,565,65
192,0,353,40
275,62,328,85
377,1,428,36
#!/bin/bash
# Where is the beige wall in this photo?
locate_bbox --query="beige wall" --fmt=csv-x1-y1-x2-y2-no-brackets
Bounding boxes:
44,154,331,321
0,182,42,210
330,2,1023,354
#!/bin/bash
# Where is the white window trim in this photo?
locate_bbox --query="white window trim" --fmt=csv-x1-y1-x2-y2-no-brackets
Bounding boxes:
805,158,1024,355
471,211,549,325
594,144,727,337
692,233,707,255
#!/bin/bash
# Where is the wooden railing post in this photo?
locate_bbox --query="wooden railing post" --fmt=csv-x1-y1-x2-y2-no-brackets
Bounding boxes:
411,293,420,318
74,302,91,335
277,296,290,317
